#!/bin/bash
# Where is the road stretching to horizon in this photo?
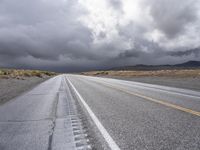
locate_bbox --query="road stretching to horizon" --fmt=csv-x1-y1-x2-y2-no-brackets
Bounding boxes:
0,74,200,150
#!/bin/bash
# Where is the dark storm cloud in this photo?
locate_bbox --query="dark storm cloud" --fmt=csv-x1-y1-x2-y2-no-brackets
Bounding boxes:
0,0,200,72
118,49,140,58
118,47,200,59
0,0,100,71
168,48,200,57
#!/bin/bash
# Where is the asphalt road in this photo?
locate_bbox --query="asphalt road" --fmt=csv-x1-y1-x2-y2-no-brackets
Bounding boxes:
68,75,200,150
0,74,200,150
0,75,63,150
0,75,91,150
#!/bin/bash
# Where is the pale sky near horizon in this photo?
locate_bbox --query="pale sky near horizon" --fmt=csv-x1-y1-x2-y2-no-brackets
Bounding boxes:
0,0,200,72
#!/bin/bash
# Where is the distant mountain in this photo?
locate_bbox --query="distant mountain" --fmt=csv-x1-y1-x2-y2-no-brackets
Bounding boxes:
175,61,200,67
110,61,200,71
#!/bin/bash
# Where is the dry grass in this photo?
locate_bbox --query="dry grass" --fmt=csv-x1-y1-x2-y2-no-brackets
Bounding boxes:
81,69,200,78
0,69,58,79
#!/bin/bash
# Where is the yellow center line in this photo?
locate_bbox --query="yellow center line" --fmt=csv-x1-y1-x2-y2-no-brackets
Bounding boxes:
96,80,200,117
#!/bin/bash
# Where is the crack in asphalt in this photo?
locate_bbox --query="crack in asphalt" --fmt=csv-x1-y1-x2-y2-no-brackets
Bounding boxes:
47,92,59,150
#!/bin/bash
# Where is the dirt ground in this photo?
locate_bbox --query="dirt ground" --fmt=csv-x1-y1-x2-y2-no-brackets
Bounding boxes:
0,77,48,105
82,69,200,78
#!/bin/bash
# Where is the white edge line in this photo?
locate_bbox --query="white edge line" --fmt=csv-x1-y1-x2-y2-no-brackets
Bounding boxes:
67,77,120,150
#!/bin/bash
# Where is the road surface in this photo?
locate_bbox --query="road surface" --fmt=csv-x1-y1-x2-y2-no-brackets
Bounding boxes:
0,74,200,150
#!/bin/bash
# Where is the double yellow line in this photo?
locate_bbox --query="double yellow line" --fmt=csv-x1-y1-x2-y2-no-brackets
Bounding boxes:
95,80,200,117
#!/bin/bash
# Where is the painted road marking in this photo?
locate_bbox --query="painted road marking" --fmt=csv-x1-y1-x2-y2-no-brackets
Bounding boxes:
67,77,121,150
93,79,200,117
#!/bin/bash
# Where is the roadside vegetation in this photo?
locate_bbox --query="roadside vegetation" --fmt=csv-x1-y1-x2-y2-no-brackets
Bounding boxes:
0,69,57,79
81,69,200,78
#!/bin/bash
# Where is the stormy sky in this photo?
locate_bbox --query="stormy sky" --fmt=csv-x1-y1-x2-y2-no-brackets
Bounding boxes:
0,0,200,72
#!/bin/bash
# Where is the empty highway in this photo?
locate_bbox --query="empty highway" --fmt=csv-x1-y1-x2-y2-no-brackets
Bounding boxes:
0,74,200,150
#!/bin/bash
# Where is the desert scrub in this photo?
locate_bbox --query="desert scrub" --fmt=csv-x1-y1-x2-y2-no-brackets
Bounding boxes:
0,69,57,79
0,70,3,75
82,69,200,78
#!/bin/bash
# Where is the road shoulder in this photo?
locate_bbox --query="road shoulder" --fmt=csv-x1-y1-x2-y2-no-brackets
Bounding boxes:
0,77,49,104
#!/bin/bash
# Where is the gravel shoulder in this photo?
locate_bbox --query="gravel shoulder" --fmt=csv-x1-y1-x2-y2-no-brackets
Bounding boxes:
0,77,49,105
102,76,200,92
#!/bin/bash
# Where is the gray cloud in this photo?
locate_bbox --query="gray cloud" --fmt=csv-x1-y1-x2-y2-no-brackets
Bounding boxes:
168,48,200,57
146,0,197,38
109,0,122,9
118,49,140,59
0,0,200,72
